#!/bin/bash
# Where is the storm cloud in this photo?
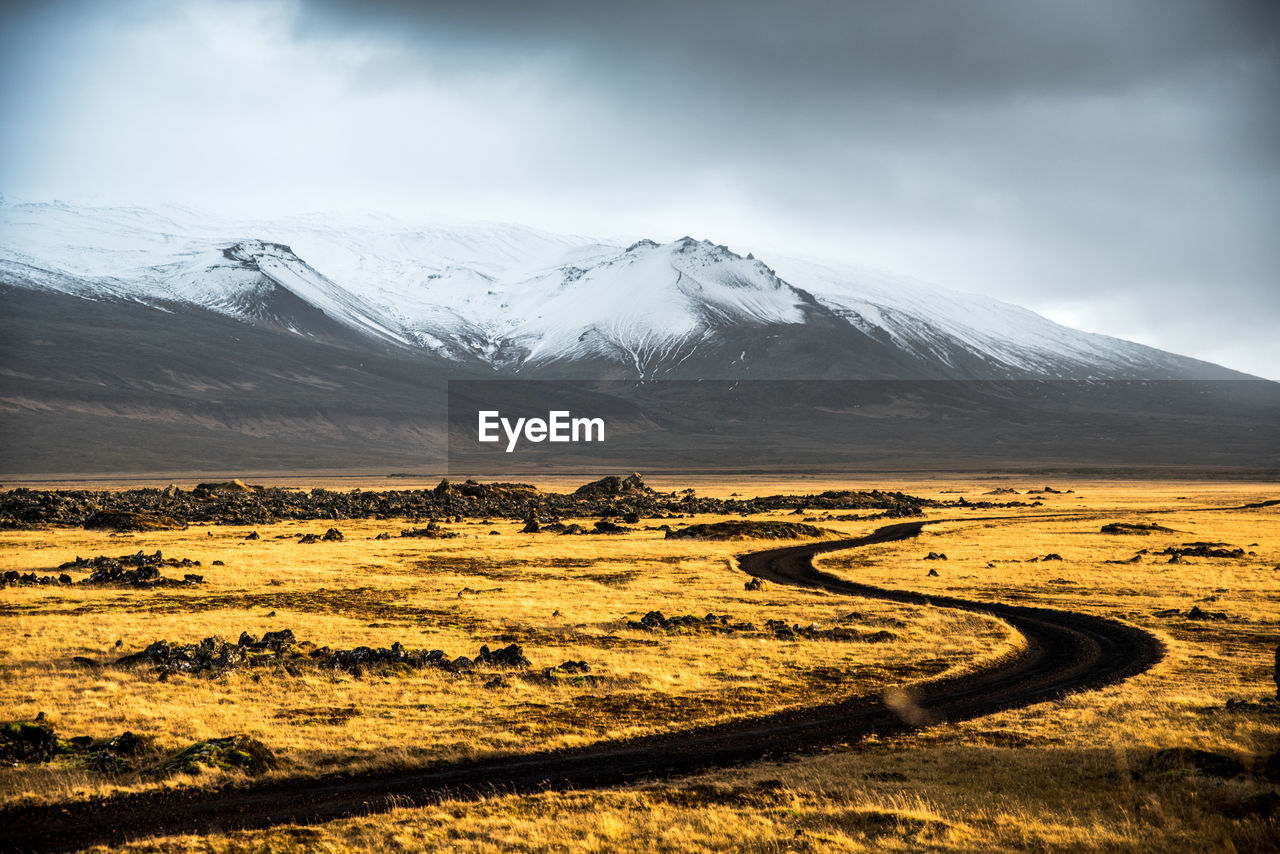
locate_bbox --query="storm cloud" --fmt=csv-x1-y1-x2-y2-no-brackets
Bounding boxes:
2,0,1277,377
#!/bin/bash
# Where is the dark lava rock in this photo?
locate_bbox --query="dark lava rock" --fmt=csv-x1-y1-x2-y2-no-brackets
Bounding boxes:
261,628,296,648
2,481,938,530
147,734,277,779
593,520,631,534
1186,606,1228,621
475,643,531,668
400,524,459,539
924,552,947,560
194,480,261,495
244,531,260,540
926,568,939,577
298,533,321,544
0,570,72,588
629,610,865,642
0,721,154,772
321,527,344,542
2,551,207,589
0,721,60,763
1148,747,1243,778
1163,542,1246,559
666,520,835,540
1100,522,1175,535
84,511,184,532
744,577,765,591
573,473,651,499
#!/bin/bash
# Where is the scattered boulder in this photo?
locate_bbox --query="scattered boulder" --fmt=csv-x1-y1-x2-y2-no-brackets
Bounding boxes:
475,644,531,668
1162,542,1246,559
540,660,596,684
321,527,344,542
399,524,458,539
2,551,206,589
1153,606,1230,621
926,568,939,577
593,520,631,534
924,552,947,561
0,721,152,772
573,473,651,499
244,531,260,540
1100,522,1175,535
146,734,276,779
112,631,559,680
0,721,60,763
744,577,765,591
1186,605,1228,621
626,610,881,642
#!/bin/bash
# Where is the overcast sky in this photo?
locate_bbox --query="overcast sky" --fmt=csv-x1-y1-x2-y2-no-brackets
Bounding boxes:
2,0,1277,378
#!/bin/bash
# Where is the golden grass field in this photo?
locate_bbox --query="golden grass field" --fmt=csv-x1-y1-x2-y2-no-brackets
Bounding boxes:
2,477,1278,852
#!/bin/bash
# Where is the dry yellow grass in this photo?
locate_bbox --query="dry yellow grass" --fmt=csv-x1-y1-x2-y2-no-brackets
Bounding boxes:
0,511,1012,808
4,478,1279,852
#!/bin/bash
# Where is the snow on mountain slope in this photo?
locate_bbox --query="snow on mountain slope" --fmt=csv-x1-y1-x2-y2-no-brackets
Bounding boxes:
769,256,1194,378
0,201,1242,379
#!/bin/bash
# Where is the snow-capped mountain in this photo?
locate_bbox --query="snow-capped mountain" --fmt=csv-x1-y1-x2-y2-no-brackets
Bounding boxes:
3,201,1276,475
0,201,1245,380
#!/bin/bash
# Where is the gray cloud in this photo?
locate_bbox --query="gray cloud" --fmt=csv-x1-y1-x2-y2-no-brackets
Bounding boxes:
2,0,1277,377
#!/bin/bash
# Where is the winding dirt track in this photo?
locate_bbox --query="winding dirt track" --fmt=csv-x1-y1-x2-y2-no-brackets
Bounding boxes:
1,520,1165,853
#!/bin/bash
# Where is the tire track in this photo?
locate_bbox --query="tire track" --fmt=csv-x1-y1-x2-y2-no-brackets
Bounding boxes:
1,520,1164,853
